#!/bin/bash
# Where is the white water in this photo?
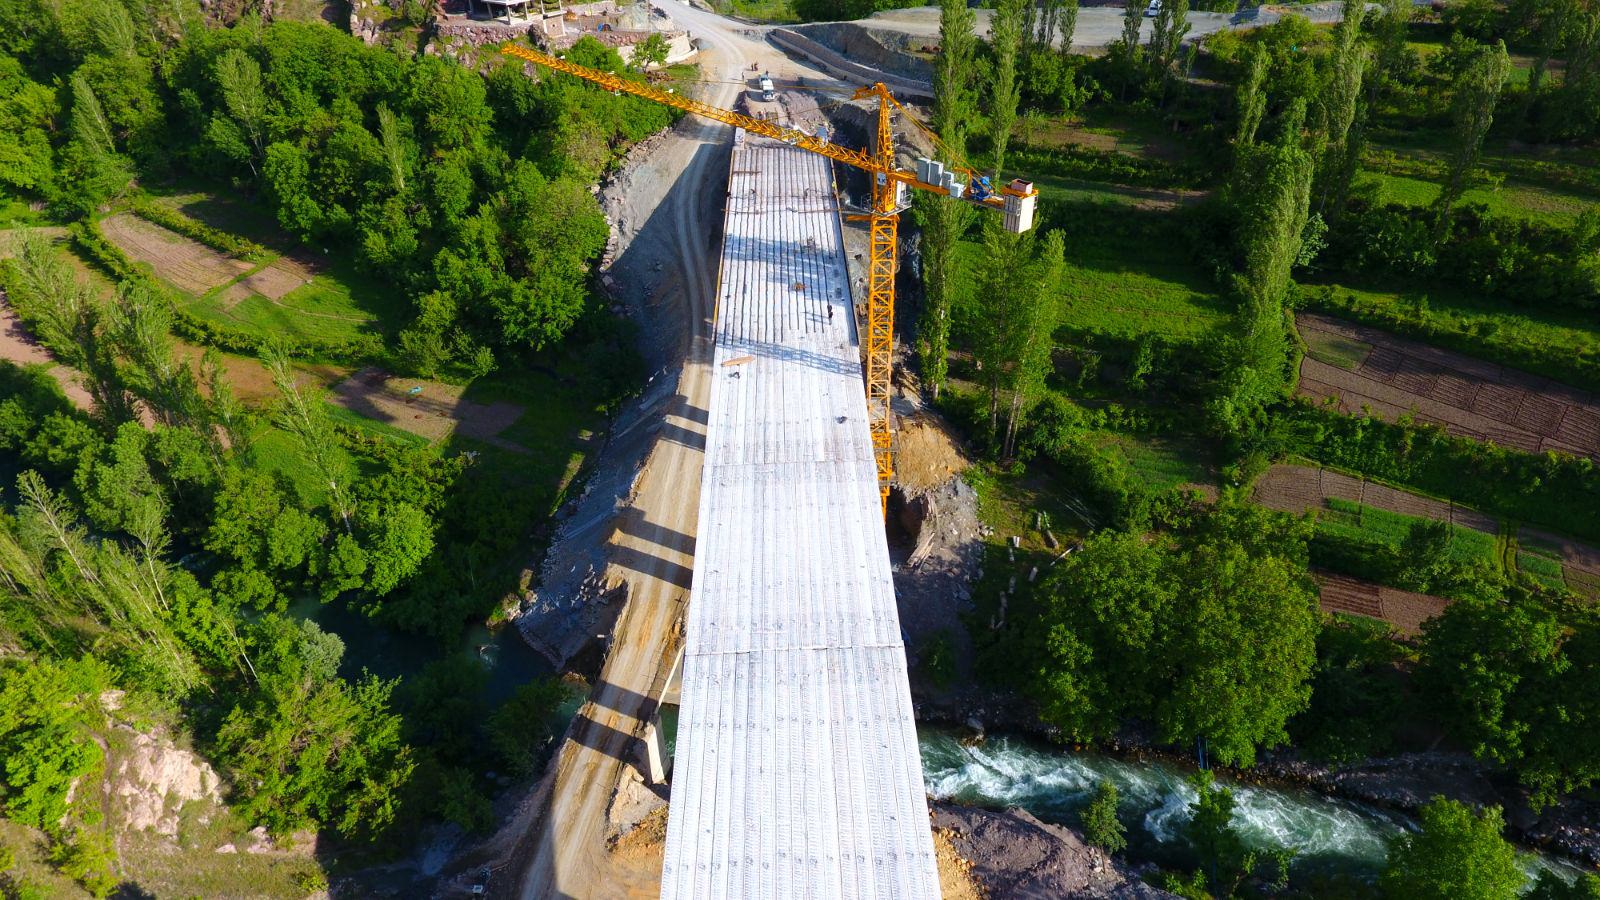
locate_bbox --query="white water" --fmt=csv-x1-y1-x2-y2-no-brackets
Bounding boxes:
919,729,1586,886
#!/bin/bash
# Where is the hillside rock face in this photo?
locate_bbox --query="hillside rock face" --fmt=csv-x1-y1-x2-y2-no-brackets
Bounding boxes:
108,726,223,838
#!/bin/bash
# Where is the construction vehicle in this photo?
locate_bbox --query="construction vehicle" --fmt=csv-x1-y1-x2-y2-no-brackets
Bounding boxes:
500,41,1038,510
759,74,775,101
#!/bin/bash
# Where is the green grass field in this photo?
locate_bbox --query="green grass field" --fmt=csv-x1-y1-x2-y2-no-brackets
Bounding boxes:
1319,497,1499,569
1358,170,1598,224
952,222,1231,343
1090,430,1213,491
1302,327,1374,371
1300,280,1600,393
1516,548,1567,591
246,422,365,505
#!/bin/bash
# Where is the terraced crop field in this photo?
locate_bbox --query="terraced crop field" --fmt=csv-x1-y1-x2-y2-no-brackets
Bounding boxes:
1297,314,1600,460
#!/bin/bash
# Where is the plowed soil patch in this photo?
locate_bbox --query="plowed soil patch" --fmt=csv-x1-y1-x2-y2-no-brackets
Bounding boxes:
1314,574,1449,636
329,367,526,449
1297,314,1600,460
99,214,252,295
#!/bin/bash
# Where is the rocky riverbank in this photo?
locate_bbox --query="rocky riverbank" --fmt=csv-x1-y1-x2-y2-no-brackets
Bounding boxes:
933,802,1177,898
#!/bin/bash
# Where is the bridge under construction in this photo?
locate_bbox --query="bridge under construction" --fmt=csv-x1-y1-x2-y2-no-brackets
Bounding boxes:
658,125,940,897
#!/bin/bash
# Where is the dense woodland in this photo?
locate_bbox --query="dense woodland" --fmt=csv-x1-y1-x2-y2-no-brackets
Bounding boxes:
0,0,680,894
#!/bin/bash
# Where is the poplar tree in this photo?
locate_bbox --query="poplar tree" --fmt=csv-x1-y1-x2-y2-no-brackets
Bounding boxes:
1147,0,1191,88
1371,0,1414,98
1002,230,1064,459
377,104,409,193
1234,46,1269,148
264,348,356,534
1210,103,1314,436
919,0,981,400
1317,0,1368,218
1434,41,1510,242
1058,0,1080,55
215,48,267,175
990,0,1026,181
1113,0,1144,99
61,69,132,211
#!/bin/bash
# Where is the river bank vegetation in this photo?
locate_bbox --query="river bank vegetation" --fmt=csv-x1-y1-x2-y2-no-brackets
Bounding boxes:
911,0,1600,893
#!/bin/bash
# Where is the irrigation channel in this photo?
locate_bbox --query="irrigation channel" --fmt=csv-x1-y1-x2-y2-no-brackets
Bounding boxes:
919,727,1589,889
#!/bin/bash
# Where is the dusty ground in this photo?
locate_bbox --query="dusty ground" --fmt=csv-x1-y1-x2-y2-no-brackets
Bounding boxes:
99,213,253,295
932,803,1175,899
328,367,526,449
1298,313,1600,460
896,413,969,493
0,293,93,409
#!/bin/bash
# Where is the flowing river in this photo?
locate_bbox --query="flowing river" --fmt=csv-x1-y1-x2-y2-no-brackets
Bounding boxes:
919,728,1588,889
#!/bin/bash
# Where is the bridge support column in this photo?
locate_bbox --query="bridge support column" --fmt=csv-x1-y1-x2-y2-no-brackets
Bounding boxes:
644,715,673,784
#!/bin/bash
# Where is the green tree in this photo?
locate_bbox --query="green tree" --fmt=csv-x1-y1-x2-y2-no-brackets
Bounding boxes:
1209,102,1313,437
375,104,409,194
631,32,670,71
1317,0,1367,218
1037,532,1176,742
931,0,977,152
216,616,415,840
1371,0,1416,97
488,678,568,775
1380,798,1523,900
989,0,1026,181
1000,230,1063,458
0,656,109,833
1112,0,1145,99
1159,535,1319,766
264,348,355,532
1234,46,1269,148
1529,871,1600,900
1147,0,1191,87
213,48,268,176
60,69,131,212
917,0,981,400
1081,780,1127,853
1184,770,1247,895
1433,40,1509,242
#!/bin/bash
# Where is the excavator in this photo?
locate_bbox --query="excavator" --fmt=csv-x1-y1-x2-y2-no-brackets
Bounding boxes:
500,40,1038,511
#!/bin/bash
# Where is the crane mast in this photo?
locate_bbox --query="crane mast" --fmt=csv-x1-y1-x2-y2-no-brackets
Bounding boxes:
499,40,1037,512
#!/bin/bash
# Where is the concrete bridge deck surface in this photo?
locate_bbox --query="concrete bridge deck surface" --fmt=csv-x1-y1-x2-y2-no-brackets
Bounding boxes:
659,126,939,897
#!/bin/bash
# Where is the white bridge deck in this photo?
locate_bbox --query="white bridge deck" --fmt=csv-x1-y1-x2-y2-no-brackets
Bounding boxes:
659,128,939,898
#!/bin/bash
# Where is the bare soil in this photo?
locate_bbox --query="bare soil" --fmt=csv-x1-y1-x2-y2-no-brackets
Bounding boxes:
99,213,253,295
1297,313,1600,460
328,367,526,449
896,413,970,493
240,255,322,300
0,294,93,409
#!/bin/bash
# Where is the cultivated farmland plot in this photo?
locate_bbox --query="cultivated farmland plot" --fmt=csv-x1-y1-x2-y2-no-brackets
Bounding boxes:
1297,314,1600,460
1258,463,1600,601
1315,572,1448,637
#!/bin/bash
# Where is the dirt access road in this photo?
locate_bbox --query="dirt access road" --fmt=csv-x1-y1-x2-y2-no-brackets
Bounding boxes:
509,7,846,899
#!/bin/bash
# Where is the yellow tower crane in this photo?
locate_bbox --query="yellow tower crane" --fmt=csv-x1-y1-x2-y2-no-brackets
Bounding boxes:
500,41,1039,509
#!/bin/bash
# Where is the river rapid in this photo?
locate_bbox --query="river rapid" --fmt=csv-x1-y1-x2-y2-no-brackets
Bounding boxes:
919,728,1588,889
